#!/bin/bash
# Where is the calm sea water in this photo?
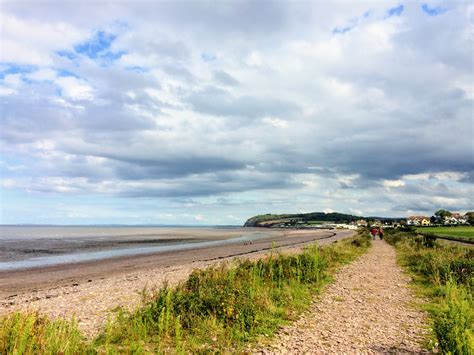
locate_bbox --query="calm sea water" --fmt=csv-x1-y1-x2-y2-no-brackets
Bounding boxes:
0,226,270,271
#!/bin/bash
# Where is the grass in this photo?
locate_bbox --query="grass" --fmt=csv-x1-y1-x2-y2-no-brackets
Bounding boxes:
1,233,371,354
384,229,473,354
0,312,86,354
416,226,474,239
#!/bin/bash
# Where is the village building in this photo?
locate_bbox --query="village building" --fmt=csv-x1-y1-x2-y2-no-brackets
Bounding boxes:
407,216,431,226
444,213,468,225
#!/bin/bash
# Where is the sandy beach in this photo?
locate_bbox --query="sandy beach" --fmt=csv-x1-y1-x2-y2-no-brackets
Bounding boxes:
0,228,354,336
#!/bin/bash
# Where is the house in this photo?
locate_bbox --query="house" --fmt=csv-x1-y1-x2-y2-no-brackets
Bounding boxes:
420,218,431,226
407,216,430,226
407,216,419,225
356,219,368,227
444,213,468,225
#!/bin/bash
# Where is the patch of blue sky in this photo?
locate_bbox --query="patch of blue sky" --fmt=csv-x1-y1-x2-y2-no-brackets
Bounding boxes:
0,155,31,177
387,4,404,17
75,31,116,59
100,50,126,62
57,69,79,78
332,10,371,35
201,52,217,62
72,30,126,67
125,66,148,73
0,63,36,79
332,26,353,34
421,4,447,16
94,52,127,68
56,50,78,60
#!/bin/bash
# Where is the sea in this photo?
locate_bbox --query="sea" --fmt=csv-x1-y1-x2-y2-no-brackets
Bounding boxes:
0,225,271,271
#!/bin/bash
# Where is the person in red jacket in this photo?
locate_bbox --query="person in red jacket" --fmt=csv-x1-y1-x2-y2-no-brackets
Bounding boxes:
370,227,378,240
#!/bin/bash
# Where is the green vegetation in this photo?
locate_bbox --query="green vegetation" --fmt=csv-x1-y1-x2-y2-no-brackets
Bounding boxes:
416,226,474,239
434,209,453,219
0,312,85,354
466,212,474,226
1,233,371,354
385,229,473,354
244,211,363,227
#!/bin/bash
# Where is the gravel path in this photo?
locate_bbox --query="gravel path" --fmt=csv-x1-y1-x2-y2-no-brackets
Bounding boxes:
257,240,429,354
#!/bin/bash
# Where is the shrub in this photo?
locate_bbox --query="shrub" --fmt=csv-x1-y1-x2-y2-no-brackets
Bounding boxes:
433,280,474,354
385,228,474,354
0,312,86,354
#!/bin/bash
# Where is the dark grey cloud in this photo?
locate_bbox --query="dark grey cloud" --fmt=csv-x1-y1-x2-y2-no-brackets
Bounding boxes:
459,171,474,184
162,63,194,82
322,134,473,182
392,198,472,214
186,86,300,119
119,171,301,198
109,156,245,180
213,70,239,86
1,86,73,143
129,38,190,62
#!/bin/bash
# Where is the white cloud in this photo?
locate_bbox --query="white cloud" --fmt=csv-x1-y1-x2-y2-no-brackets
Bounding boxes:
0,1,472,224
245,51,263,67
0,87,16,96
3,73,23,87
194,214,205,221
56,76,94,101
0,14,85,65
27,68,57,82
262,117,288,128
383,179,405,188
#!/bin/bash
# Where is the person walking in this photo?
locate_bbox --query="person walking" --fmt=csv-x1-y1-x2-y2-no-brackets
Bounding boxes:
370,227,378,240
379,227,384,240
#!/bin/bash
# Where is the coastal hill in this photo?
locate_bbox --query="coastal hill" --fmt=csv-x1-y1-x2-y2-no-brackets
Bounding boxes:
243,212,362,228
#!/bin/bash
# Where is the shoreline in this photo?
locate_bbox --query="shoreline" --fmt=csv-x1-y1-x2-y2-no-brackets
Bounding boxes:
0,229,354,337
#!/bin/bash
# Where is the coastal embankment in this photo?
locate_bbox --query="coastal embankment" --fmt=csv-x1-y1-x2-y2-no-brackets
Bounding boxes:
0,229,353,337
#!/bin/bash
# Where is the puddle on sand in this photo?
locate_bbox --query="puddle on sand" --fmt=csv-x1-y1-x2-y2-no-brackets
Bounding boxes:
0,230,265,271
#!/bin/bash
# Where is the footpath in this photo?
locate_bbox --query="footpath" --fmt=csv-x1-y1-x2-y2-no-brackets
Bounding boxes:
258,240,429,353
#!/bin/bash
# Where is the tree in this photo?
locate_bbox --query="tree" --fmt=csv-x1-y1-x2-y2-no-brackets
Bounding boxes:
434,209,452,219
465,212,474,225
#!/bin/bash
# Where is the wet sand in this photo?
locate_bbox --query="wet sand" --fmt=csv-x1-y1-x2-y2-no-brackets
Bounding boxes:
0,226,274,265
0,228,344,296
0,229,354,336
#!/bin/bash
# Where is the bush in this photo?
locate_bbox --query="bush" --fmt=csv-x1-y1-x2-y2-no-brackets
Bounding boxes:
385,228,474,354
433,280,474,354
0,312,86,354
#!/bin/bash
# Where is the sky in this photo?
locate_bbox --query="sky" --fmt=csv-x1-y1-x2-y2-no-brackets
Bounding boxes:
0,0,473,225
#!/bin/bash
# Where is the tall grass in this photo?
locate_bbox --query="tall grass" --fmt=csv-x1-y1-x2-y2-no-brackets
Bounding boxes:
1,233,371,354
385,230,473,354
0,312,87,354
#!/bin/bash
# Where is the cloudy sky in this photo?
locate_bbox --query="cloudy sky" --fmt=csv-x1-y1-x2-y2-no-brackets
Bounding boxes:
0,1,473,225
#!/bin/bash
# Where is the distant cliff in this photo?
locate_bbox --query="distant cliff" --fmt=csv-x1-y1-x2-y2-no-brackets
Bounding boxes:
243,212,362,228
